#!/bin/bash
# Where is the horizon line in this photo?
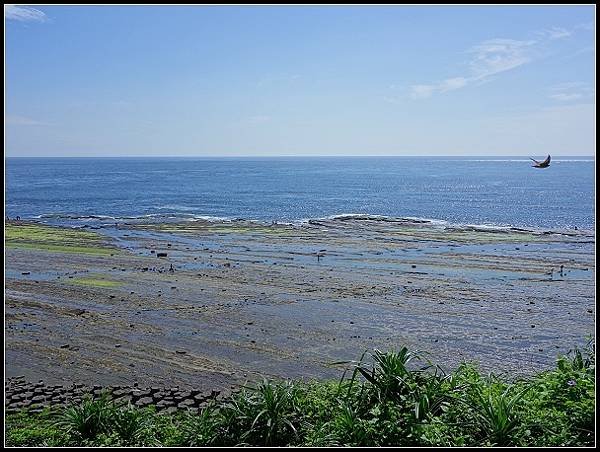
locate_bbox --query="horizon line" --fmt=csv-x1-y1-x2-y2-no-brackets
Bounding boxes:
4,154,596,159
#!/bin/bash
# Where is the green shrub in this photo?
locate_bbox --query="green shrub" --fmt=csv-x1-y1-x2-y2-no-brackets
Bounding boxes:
111,404,155,445
5,409,71,446
5,341,595,447
57,393,116,441
179,404,220,446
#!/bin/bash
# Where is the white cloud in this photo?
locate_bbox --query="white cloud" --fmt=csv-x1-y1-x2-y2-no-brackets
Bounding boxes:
406,24,585,100
410,77,469,99
408,38,536,99
409,84,435,99
536,27,572,40
575,22,594,32
468,38,535,78
5,5,47,22
549,93,583,101
548,82,593,102
550,82,587,91
571,46,594,57
383,95,402,104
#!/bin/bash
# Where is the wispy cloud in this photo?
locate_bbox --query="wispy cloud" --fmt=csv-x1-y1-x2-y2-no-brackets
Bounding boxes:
5,5,47,22
574,22,594,32
409,38,534,99
536,27,572,40
548,82,594,102
469,38,535,77
408,24,579,100
549,93,582,101
6,115,48,126
410,77,470,99
571,45,594,57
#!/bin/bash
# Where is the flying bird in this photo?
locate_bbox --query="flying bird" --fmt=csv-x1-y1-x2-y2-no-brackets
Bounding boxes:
530,154,551,168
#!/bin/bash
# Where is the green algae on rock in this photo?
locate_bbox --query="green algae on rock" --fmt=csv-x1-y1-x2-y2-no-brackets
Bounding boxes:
5,223,119,256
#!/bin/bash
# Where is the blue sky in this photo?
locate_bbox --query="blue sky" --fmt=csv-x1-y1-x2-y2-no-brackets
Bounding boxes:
5,5,596,156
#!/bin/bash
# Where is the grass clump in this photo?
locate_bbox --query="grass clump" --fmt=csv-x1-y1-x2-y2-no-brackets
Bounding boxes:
5,340,595,447
5,408,70,447
58,394,116,441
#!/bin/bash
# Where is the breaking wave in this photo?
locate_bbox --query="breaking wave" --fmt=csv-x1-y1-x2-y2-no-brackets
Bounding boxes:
24,211,592,236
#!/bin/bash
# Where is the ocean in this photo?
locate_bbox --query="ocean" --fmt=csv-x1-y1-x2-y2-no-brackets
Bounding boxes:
4,156,595,231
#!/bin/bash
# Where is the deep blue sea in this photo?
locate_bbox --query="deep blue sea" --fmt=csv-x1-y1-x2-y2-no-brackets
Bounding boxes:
5,157,596,230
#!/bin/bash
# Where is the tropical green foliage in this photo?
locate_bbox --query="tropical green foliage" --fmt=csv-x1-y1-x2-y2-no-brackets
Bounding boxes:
58,393,116,441
5,341,595,447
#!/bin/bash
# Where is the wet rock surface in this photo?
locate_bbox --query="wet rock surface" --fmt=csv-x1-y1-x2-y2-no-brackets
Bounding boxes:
5,219,596,391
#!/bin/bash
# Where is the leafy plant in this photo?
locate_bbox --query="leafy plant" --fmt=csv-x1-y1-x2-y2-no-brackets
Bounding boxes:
57,393,116,440
352,347,417,403
412,366,463,422
112,404,153,445
471,385,530,446
6,341,595,447
179,403,220,446
241,379,301,446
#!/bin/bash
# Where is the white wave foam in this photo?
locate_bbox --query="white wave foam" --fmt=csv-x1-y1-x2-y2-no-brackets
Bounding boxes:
24,211,594,235
461,159,594,162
